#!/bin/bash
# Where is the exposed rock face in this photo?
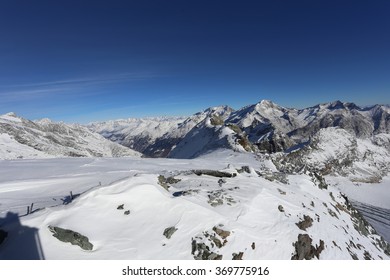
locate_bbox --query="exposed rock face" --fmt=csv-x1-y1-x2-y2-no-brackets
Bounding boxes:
232,252,244,260
87,100,389,161
191,240,223,260
213,227,231,239
158,175,181,190
89,106,233,158
272,127,390,182
193,170,236,178
48,226,93,251
0,229,8,245
296,215,314,231
163,227,178,239
291,234,324,260
256,131,296,153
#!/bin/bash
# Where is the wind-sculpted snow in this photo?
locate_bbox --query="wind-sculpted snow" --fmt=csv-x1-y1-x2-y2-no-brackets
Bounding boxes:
0,151,388,260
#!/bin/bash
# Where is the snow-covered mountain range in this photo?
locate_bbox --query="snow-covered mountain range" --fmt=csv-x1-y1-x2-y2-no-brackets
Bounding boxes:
1,100,389,260
0,113,141,159
89,100,389,157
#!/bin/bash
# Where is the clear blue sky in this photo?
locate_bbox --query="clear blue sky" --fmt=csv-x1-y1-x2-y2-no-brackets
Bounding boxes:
0,0,389,123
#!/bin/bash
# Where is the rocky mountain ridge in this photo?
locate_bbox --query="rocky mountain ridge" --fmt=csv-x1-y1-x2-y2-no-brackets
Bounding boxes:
0,113,141,159
89,100,389,157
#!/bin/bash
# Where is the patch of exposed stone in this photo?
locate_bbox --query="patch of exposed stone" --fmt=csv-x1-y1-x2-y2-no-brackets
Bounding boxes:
232,252,244,260
256,168,289,184
191,239,223,260
251,242,256,250
277,188,286,195
191,226,231,260
296,215,313,231
193,170,237,178
307,170,328,190
328,209,339,219
207,189,237,207
158,175,181,191
213,227,231,239
117,204,131,215
237,166,251,174
163,227,178,239
48,226,93,251
210,115,224,126
218,178,227,187
291,234,325,260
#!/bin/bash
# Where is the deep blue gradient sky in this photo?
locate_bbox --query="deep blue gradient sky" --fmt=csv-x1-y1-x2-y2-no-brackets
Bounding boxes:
0,0,389,123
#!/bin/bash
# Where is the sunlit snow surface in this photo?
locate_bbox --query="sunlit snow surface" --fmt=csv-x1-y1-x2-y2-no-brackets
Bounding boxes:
0,150,389,260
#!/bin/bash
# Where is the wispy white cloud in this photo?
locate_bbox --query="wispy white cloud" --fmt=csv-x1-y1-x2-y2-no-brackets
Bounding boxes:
0,72,159,103
1,72,158,89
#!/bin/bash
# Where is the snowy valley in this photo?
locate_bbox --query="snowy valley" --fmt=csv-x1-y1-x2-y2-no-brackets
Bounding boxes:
0,100,389,260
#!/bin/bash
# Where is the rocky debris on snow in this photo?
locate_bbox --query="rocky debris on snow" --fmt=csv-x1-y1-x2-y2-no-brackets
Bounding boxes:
296,215,314,231
117,204,124,210
308,171,328,190
210,115,224,126
163,227,178,239
213,227,231,239
232,252,244,260
191,239,223,260
207,189,236,207
191,226,232,260
158,175,181,190
0,229,8,245
193,170,237,178
48,226,93,251
364,251,373,260
277,188,286,195
218,178,227,187
278,205,285,213
237,166,251,174
291,234,324,260
124,210,131,215
236,134,255,152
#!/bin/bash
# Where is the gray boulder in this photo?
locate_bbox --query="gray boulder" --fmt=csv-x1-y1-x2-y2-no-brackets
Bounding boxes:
48,226,93,251
163,227,178,239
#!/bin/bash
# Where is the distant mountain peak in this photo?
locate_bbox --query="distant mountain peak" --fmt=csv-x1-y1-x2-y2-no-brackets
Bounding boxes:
36,118,54,125
4,112,18,117
203,105,234,114
321,100,361,111
259,99,276,106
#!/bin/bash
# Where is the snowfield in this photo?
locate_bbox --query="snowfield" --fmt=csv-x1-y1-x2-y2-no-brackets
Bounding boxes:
0,150,389,260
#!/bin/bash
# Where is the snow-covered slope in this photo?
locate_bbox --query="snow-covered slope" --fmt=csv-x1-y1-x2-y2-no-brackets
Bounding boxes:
87,117,186,157
272,127,390,182
0,113,141,159
88,106,234,157
168,117,247,159
226,100,389,153
0,151,388,260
